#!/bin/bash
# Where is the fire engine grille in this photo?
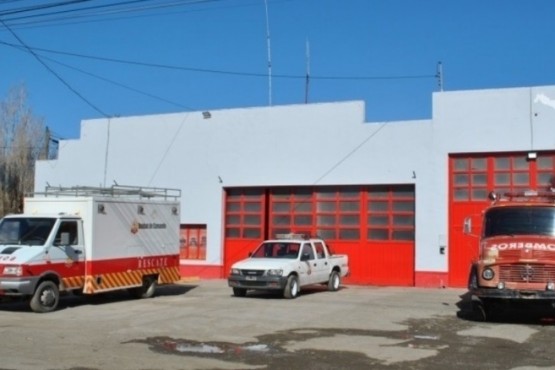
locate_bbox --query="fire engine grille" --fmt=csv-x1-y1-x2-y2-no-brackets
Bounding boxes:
499,264,555,283
499,250,553,260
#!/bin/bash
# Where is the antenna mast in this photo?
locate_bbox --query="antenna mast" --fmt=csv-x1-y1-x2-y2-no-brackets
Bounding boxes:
305,39,310,104
264,0,272,106
436,61,444,91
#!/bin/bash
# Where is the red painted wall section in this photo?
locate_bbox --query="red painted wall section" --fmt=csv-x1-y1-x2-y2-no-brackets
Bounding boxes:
223,239,262,277
335,241,414,286
179,264,222,280
414,271,449,288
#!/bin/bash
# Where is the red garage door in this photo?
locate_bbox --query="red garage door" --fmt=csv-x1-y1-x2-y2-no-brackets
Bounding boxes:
448,152,555,287
223,185,415,286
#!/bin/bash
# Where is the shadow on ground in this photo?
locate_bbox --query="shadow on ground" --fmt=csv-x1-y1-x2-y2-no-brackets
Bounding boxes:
0,283,197,313
456,290,555,324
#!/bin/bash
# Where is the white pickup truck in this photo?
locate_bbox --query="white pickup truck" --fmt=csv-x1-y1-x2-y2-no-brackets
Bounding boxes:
228,234,349,299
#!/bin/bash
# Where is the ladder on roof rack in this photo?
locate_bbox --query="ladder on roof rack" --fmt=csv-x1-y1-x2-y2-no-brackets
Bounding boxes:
32,185,181,200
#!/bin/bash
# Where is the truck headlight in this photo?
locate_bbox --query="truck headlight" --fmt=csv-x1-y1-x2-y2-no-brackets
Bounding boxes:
266,269,283,277
482,267,494,280
230,268,241,275
3,266,22,276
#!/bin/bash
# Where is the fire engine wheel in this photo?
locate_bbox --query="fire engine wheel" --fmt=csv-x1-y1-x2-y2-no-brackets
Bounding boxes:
129,276,157,299
328,271,340,292
283,275,299,299
30,281,60,313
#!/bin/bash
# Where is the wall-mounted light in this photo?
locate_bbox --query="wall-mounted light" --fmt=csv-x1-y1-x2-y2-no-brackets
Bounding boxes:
527,152,537,160
171,206,178,215
98,204,105,214
202,111,211,119
137,205,145,214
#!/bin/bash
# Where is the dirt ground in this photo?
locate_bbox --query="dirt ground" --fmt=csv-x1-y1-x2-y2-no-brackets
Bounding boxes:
1,279,555,370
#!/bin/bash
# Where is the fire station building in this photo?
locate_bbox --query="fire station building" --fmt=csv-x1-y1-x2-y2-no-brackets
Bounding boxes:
35,85,555,288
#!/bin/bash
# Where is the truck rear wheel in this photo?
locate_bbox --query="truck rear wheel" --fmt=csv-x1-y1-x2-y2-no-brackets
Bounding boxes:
129,276,157,299
328,271,340,291
283,275,299,299
30,281,59,313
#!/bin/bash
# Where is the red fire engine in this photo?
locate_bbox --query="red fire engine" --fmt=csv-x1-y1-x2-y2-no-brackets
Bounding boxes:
466,190,555,320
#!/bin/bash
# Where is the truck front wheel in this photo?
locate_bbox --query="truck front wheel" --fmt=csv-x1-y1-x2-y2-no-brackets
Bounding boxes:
284,275,299,299
233,288,247,297
30,281,60,313
328,271,340,291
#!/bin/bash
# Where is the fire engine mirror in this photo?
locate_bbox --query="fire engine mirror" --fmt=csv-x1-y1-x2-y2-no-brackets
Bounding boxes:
463,217,472,234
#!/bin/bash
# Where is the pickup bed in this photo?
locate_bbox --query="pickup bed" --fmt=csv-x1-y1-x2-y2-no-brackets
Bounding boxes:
227,235,349,299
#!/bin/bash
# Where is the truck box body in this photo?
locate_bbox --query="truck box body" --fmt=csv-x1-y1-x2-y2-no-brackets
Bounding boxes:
0,185,181,312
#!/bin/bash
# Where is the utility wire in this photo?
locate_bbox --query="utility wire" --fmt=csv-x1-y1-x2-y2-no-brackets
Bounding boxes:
46,54,196,111
1,40,195,111
0,0,93,17
0,21,109,117
0,0,222,24
0,39,436,81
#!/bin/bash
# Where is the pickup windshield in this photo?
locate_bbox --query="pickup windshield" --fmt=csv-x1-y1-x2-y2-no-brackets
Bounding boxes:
484,206,555,237
251,242,301,259
0,217,56,246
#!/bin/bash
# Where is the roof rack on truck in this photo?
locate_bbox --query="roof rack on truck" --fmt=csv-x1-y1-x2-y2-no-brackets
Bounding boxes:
31,184,181,200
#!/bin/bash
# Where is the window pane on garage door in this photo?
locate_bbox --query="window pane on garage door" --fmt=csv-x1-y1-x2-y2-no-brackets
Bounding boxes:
224,188,264,239
366,186,415,241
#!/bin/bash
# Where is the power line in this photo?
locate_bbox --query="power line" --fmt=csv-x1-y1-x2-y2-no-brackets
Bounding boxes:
0,0,225,25
0,0,93,17
0,39,436,82
0,20,110,117
1,40,195,111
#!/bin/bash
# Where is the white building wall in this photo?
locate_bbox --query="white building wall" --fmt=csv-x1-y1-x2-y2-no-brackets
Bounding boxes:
35,85,555,276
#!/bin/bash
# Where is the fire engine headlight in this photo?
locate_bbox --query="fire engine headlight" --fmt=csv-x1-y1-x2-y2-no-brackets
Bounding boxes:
482,268,495,280
3,266,22,276
266,269,283,277
230,268,241,275
547,282,555,291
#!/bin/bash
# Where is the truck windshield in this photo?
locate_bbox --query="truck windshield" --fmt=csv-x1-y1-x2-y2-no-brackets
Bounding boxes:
0,218,56,246
251,242,301,259
484,206,555,238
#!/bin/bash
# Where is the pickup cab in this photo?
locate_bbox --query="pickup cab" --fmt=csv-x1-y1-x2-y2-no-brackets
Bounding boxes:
227,234,349,299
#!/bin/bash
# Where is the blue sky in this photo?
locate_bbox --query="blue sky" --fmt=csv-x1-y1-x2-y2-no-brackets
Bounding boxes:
1,0,554,139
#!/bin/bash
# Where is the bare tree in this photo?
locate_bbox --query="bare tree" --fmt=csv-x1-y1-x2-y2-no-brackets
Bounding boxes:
0,84,48,217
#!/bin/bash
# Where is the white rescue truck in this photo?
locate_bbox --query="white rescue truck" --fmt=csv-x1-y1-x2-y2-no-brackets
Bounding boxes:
0,185,181,313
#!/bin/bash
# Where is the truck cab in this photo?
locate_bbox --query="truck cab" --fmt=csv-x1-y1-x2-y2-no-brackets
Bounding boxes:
0,214,85,312
467,190,555,318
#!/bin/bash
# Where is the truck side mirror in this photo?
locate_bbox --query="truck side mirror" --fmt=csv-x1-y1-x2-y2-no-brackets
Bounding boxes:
463,217,472,234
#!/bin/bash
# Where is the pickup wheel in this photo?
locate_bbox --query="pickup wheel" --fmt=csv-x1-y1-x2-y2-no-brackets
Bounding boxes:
328,271,340,291
283,275,299,299
233,288,247,297
30,281,60,313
